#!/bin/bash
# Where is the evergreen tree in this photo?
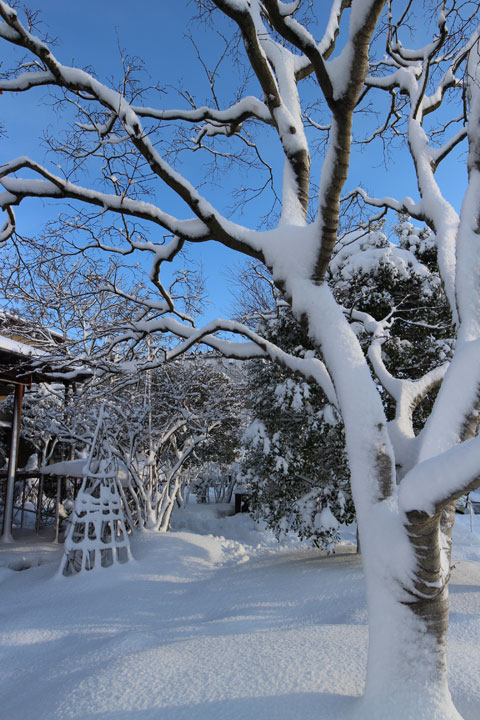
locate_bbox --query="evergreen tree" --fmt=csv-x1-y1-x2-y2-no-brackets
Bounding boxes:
243,299,354,551
243,220,453,548
331,220,454,433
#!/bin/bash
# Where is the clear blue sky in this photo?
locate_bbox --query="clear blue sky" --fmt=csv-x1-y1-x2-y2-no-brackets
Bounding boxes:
1,1,467,323
2,1,255,321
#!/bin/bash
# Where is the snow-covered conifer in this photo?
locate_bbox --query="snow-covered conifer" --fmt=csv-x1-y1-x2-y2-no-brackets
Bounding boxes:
243,300,353,550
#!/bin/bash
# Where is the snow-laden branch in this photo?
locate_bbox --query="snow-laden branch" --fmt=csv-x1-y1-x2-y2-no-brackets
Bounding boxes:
211,0,312,222
0,158,265,264
97,277,194,327
0,205,15,243
406,130,459,324
365,23,476,119
364,65,420,93
346,293,449,475
399,434,480,515
0,69,56,91
0,7,267,260
390,359,446,424
0,160,210,243
361,15,479,325
412,43,480,470
213,0,283,113
404,9,448,122
456,39,480,339
356,309,448,409
0,157,266,265
131,96,272,125
261,0,334,105
368,335,447,449
276,0,301,18
122,314,338,406
430,126,468,168
346,187,426,222
0,8,139,135
311,0,389,282
422,27,480,116
176,322,338,406
294,0,352,80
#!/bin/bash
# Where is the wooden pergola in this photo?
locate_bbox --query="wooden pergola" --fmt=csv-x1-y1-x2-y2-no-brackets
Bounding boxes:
0,338,88,543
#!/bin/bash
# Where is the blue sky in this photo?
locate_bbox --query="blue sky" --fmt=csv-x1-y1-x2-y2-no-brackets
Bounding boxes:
1,1,468,324
2,1,254,321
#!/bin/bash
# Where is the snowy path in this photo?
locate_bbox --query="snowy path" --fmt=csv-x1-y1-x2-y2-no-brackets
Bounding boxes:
0,513,479,719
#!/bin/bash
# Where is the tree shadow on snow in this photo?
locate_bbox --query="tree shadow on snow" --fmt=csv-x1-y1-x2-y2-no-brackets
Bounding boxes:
84,692,357,720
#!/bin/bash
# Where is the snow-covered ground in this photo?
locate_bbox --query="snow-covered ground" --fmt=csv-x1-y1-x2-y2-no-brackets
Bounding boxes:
0,505,479,720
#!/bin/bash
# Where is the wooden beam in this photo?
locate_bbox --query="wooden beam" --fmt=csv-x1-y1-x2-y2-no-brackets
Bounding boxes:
0,383,24,543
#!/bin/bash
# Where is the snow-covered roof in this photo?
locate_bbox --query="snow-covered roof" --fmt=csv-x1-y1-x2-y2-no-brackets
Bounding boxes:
0,308,65,342
0,334,91,386
0,335,47,358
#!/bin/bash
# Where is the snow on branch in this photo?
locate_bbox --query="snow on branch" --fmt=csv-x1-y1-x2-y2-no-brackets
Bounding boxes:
276,0,301,18
213,0,282,112
0,5,266,260
360,8,474,327
350,306,448,451
347,187,426,222
261,0,334,105
370,334,447,422
210,0,314,222
310,0,389,282
429,127,468,168
0,156,235,248
131,96,272,125
0,69,56,91
0,153,265,265
399,434,480,515
157,315,338,406
0,205,15,243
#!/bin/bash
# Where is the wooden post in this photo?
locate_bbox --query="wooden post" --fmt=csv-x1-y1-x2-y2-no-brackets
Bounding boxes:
55,381,73,542
54,477,61,543
20,475,27,528
1,383,24,543
35,474,44,534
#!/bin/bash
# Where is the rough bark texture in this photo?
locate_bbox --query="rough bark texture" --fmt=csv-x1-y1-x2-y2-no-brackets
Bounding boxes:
440,502,457,564
312,0,387,282
375,442,395,500
404,509,450,673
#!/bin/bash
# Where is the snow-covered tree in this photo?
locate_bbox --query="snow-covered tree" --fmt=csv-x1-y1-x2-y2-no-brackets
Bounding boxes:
230,263,354,547
13,356,244,533
0,255,244,532
130,357,245,530
1,2,480,716
243,300,353,550
331,219,454,431
243,218,451,551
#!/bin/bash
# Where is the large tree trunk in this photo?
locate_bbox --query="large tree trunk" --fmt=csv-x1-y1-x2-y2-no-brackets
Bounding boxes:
356,506,462,719
296,284,465,717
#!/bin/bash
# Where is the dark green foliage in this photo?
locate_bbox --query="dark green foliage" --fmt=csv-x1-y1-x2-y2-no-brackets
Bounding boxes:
331,221,453,431
243,220,453,548
242,301,354,551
